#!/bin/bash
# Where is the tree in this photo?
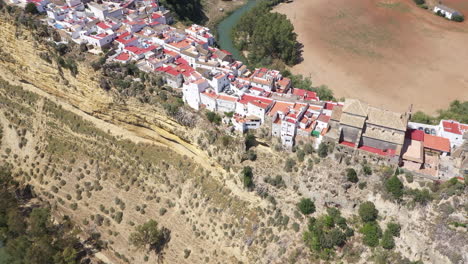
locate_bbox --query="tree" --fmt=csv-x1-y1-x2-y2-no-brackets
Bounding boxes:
29,208,51,237
220,135,231,147
53,246,78,264
205,111,221,125
452,14,464,22
25,3,39,14
318,142,328,158
360,222,382,247
284,158,296,172
241,166,253,189
411,111,434,124
412,188,432,205
244,134,256,150
296,150,305,162
303,209,352,260
346,168,358,183
314,85,335,101
363,165,372,175
303,143,314,154
380,230,395,249
386,222,401,237
129,220,170,255
297,198,315,215
358,202,378,222
385,176,404,200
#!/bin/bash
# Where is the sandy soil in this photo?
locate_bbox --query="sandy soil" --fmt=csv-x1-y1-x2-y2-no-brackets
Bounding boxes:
275,0,468,113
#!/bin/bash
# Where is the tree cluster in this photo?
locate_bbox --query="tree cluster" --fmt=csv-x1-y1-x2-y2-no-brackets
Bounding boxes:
411,100,468,124
303,208,354,260
129,219,171,257
233,1,300,67
159,0,206,24
0,166,83,264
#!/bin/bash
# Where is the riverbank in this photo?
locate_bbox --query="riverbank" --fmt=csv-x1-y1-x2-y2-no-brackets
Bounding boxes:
216,0,258,61
274,0,468,113
204,0,248,28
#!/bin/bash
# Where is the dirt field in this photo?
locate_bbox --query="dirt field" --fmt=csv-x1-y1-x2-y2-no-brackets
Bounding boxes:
274,0,468,113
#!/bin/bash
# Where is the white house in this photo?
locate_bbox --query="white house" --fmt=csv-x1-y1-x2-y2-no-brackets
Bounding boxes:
433,4,461,20
232,115,262,133
438,120,468,149
209,72,230,94
200,91,217,111
182,74,209,110
82,32,115,48
216,95,237,113
281,118,297,148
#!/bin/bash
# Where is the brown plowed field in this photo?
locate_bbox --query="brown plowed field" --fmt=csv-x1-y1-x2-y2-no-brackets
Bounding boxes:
275,0,468,113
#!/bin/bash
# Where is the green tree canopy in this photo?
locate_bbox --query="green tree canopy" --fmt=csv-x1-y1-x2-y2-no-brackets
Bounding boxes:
358,201,378,222
385,176,404,200
25,3,39,14
297,198,315,215
129,220,170,255
360,222,382,247
346,168,358,183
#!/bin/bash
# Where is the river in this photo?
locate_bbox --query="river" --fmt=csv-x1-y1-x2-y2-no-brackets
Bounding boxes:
216,0,259,61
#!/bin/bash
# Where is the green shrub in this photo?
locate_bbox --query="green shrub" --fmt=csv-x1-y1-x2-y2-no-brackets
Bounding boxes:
358,201,378,222
296,150,305,162
358,182,367,190
452,14,464,22
284,158,296,172
412,0,425,5
205,111,221,125
297,198,315,215
405,172,414,183
318,142,328,158
360,222,382,247
385,176,404,200
241,166,254,189
411,188,432,205
303,209,352,260
363,165,372,175
386,222,401,237
25,3,38,14
346,168,358,183
244,134,256,150
380,230,395,249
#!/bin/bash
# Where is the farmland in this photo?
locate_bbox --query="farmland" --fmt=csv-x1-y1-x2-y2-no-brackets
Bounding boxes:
275,0,468,113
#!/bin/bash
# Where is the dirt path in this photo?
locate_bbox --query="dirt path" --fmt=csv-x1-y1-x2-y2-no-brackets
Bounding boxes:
275,0,468,113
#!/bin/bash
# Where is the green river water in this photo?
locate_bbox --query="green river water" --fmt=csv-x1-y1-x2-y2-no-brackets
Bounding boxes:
216,0,259,61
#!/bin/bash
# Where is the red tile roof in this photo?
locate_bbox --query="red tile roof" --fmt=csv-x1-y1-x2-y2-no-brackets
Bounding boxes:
359,145,396,156
317,115,330,123
324,103,335,110
97,22,111,29
424,134,450,153
407,129,424,141
238,94,272,105
340,141,355,147
115,52,130,61
442,120,462,135
291,88,318,101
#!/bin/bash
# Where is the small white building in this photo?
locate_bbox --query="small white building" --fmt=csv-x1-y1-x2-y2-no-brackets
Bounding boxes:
232,115,262,133
433,4,461,20
182,75,209,110
438,120,467,149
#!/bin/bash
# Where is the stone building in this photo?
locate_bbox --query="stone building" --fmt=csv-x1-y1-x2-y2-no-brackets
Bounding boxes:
336,99,410,163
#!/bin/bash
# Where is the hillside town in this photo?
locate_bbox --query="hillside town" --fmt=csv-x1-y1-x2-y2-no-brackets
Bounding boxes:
8,0,467,180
